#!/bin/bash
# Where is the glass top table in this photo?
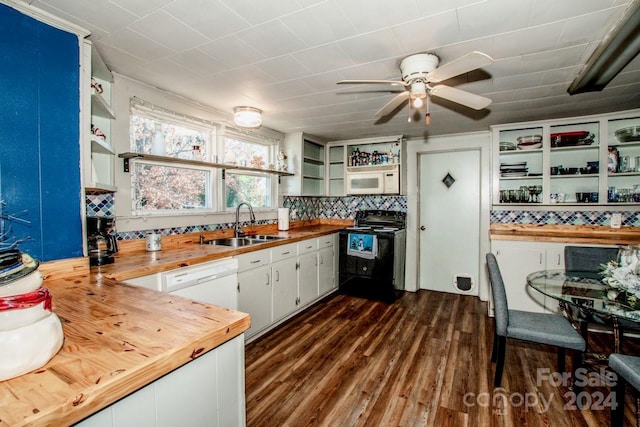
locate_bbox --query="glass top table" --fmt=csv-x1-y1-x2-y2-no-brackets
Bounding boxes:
527,269,640,354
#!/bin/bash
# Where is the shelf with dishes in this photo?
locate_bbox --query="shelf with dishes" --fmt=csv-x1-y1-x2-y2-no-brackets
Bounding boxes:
491,110,640,206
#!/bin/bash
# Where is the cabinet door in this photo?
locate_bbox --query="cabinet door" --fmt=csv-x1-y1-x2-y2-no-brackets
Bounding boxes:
493,245,547,313
298,252,318,306
272,258,298,322
318,246,335,295
238,265,272,337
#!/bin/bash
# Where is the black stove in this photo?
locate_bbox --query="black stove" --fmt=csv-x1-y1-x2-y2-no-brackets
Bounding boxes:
339,210,406,302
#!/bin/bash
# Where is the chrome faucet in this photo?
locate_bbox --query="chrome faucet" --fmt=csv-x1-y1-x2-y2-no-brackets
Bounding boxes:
234,202,256,237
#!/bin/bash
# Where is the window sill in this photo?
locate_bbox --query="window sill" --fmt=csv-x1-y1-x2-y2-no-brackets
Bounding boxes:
118,152,294,176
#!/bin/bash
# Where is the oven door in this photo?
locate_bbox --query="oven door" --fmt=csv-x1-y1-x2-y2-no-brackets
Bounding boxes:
346,171,384,195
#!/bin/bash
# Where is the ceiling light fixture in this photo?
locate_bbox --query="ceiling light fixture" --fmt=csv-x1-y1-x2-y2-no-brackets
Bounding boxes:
233,106,262,128
568,1,640,94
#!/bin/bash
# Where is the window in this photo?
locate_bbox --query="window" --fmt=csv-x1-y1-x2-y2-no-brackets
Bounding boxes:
224,134,275,210
130,102,216,214
128,99,278,216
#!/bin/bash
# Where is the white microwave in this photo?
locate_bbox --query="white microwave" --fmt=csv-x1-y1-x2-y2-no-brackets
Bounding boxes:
346,164,400,195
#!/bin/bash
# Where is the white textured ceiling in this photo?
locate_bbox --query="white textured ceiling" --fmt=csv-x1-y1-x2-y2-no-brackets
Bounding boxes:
18,0,640,141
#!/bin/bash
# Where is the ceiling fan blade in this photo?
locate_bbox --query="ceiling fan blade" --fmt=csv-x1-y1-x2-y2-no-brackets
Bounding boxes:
429,85,492,110
337,79,409,87
427,51,494,83
376,92,410,117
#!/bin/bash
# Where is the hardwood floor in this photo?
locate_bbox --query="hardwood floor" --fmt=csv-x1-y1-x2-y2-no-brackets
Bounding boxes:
245,290,634,426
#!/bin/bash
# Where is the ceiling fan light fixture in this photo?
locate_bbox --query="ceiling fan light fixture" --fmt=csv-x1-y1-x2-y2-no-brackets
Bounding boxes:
233,106,262,128
412,97,424,108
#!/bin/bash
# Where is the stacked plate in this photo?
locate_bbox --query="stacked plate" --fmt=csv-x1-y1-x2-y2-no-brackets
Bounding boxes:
516,135,542,150
0,249,64,381
500,161,528,177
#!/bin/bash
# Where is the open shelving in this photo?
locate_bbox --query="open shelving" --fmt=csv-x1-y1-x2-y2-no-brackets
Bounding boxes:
492,109,640,206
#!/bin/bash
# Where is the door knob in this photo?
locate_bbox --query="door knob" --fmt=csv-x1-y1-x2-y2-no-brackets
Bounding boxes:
420,226,426,231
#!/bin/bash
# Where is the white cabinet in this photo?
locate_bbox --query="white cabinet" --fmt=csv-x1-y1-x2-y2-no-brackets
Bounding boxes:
318,234,337,295
235,234,339,341
237,249,272,338
76,334,246,427
271,243,299,322
82,41,116,193
281,133,327,196
491,240,565,314
298,239,319,307
326,136,406,196
491,109,640,206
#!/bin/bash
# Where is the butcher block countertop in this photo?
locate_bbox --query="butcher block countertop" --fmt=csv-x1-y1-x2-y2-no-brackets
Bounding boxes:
0,222,347,426
490,223,640,245
0,274,250,427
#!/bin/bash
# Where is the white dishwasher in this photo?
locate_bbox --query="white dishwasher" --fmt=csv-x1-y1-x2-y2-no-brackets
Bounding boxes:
125,257,239,310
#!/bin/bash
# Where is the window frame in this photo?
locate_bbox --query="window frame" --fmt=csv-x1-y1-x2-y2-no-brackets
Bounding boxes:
127,99,280,218
221,129,278,212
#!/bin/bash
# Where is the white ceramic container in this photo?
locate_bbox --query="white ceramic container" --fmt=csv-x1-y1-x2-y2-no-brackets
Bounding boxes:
0,269,43,297
0,312,63,381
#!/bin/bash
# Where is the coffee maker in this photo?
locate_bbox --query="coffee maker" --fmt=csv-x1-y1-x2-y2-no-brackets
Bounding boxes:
87,217,118,266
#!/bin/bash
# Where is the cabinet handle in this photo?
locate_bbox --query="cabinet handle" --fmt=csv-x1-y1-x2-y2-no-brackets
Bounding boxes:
266,273,269,285
237,283,240,292
306,245,313,249
250,259,261,264
320,255,324,265
276,270,280,281
557,254,561,266
539,253,543,264
282,251,290,255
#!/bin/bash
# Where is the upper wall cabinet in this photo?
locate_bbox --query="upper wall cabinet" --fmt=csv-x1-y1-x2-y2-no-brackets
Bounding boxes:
326,136,405,196
281,133,326,196
491,109,640,206
82,41,116,193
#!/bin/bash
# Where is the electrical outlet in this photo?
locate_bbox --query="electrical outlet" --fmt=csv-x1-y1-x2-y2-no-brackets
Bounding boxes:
611,213,622,229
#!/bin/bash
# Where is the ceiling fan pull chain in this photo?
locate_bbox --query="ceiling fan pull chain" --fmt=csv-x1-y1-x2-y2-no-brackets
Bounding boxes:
425,96,431,125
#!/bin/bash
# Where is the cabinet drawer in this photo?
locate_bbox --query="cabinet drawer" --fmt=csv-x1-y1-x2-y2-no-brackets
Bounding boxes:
318,235,334,249
271,242,297,262
236,248,270,273
297,238,318,255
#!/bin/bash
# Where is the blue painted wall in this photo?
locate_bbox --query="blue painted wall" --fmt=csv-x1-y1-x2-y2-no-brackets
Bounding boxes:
0,4,82,261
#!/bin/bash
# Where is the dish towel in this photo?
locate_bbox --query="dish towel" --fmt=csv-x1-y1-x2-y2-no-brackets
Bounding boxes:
347,233,378,260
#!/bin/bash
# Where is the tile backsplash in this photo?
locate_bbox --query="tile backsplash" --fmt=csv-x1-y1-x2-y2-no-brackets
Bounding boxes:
490,209,640,227
282,195,408,220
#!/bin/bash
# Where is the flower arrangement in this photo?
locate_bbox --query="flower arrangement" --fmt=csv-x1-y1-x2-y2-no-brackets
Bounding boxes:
601,260,640,307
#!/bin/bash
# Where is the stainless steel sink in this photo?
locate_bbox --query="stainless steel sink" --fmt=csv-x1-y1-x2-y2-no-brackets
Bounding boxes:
204,238,257,247
202,235,286,247
248,235,286,241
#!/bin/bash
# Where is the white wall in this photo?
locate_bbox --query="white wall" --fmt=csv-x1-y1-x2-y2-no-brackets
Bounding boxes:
110,73,283,233
404,131,491,302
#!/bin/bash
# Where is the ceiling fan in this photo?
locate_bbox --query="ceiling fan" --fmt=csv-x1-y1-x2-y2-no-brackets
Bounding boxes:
337,51,494,121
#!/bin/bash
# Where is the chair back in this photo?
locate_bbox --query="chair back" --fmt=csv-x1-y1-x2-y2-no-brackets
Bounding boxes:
486,253,508,337
564,246,618,273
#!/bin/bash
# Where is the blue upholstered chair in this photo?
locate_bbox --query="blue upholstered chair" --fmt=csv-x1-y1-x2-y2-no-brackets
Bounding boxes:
486,253,586,387
564,246,619,273
609,354,640,427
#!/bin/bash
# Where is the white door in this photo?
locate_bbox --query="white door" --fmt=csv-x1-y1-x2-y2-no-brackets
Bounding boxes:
419,150,480,294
